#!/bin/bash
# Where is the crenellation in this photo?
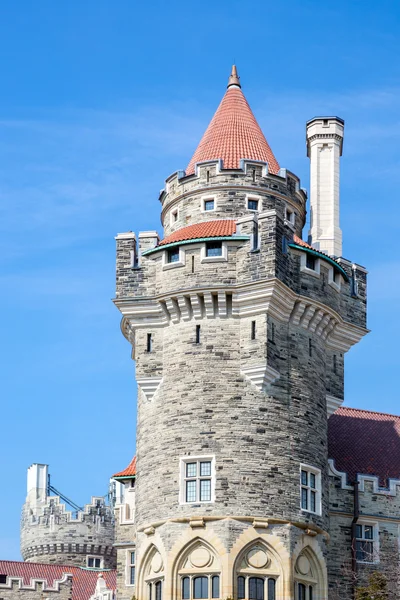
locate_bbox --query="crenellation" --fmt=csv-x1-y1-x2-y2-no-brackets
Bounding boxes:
111,68,377,600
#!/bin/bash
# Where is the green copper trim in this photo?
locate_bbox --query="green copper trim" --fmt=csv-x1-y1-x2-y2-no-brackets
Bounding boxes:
142,235,250,256
289,243,349,281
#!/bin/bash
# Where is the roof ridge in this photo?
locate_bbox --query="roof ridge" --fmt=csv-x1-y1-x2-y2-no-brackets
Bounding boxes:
337,405,400,420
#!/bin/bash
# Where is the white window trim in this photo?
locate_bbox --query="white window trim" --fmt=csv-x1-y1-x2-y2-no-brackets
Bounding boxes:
120,484,135,525
87,555,103,569
300,464,322,516
284,205,296,229
162,246,186,270
170,207,180,227
200,241,228,263
126,548,136,586
246,194,261,212
300,253,320,278
201,196,216,212
328,267,341,291
179,455,216,505
355,519,380,564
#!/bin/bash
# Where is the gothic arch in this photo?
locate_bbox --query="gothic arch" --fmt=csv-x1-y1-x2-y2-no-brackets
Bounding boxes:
292,538,328,600
170,534,223,600
137,540,167,600
231,531,289,600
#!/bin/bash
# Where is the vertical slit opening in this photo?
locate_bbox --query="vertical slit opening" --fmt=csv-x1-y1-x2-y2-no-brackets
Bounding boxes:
251,320,256,340
147,333,152,353
195,325,201,344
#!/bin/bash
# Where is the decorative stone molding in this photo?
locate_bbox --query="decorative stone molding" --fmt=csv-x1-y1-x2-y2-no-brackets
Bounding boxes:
144,526,155,536
252,518,269,529
116,278,368,354
326,395,343,417
328,458,400,497
189,517,205,528
242,365,280,391
137,377,163,401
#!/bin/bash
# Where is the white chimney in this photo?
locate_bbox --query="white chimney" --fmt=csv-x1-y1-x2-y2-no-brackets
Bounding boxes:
27,463,48,505
306,117,344,257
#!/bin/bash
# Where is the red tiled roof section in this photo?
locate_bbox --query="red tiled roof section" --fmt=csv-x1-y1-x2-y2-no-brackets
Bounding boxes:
113,456,136,478
186,86,280,175
0,560,116,600
292,234,313,250
159,220,237,246
328,406,400,487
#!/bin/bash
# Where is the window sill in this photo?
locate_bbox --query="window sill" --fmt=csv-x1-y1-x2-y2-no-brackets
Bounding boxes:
162,260,185,270
300,266,320,278
201,256,226,263
284,219,295,230
328,280,341,292
300,508,321,517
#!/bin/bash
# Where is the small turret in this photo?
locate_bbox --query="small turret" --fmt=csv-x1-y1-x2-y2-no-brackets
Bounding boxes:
20,463,116,569
306,116,345,257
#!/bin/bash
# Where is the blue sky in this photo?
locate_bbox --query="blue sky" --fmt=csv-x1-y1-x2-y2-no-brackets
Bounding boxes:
1,0,400,559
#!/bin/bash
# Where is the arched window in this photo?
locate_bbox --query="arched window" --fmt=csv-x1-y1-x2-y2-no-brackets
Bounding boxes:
294,548,324,600
211,575,220,599
234,541,281,600
193,576,208,599
155,580,162,600
249,577,264,600
182,577,190,600
297,582,313,600
176,542,221,600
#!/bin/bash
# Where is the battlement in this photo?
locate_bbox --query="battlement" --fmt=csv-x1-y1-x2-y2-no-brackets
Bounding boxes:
159,159,306,238
21,465,116,569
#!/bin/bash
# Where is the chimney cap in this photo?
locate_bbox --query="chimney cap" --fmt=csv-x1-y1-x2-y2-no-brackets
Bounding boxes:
306,116,344,127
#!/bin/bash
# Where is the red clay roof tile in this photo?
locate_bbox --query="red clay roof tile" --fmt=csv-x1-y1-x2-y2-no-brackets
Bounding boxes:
0,560,116,600
113,456,136,478
328,407,400,487
186,86,279,175
159,220,237,246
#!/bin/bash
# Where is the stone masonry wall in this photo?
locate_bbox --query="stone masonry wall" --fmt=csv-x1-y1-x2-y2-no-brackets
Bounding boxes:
0,577,73,600
328,475,400,599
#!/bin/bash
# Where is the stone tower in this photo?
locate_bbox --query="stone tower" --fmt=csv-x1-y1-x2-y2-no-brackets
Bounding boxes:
114,67,367,600
21,463,116,569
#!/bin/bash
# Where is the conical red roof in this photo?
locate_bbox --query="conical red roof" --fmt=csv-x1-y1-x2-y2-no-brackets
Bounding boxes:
113,456,136,478
186,69,279,175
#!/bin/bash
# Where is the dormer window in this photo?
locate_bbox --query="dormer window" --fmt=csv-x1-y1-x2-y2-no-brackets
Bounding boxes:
87,556,102,569
306,255,316,270
206,242,222,257
248,198,259,211
168,248,180,263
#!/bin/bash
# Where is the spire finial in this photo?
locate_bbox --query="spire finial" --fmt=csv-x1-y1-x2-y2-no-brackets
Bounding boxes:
227,65,241,88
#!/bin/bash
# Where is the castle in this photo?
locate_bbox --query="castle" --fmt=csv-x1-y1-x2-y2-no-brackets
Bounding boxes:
1,67,400,600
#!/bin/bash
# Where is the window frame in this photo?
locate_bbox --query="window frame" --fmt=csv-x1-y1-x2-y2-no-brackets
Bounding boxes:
201,196,216,212
180,574,220,600
200,241,228,263
246,195,261,213
299,252,320,278
247,198,259,212
162,246,185,270
87,555,103,569
180,456,216,505
236,575,277,600
328,266,342,291
284,206,296,228
355,520,379,564
170,207,180,226
300,464,322,516
127,550,135,586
